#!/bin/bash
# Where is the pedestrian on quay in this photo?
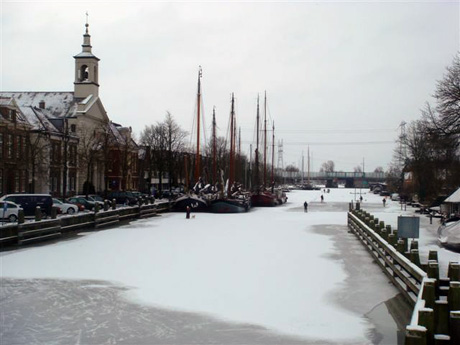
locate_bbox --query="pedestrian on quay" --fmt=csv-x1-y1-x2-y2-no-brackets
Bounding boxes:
186,206,191,219
304,201,308,212
382,198,386,207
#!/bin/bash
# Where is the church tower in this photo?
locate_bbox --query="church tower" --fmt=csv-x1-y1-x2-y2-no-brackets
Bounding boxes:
74,17,100,99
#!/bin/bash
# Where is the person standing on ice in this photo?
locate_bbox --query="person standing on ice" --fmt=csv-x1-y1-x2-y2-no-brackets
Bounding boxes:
382,198,386,207
320,195,324,203
186,206,191,219
304,201,308,212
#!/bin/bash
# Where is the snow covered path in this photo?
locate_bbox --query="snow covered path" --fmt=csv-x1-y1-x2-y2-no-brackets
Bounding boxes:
1,189,416,344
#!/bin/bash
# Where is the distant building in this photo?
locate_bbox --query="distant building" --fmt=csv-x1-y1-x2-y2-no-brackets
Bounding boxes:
0,21,139,197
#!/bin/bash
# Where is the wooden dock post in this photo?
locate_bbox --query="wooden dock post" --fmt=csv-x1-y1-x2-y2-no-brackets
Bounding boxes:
450,311,460,345
448,262,459,281
410,249,421,267
418,308,434,345
434,300,449,335
428,251,438,262
18,209,25,224
405,326,427,345
422,279,437,309
427,261,440,281
448,281,460,311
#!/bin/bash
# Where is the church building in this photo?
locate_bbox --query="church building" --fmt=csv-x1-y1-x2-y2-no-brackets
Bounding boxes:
0,21,139,197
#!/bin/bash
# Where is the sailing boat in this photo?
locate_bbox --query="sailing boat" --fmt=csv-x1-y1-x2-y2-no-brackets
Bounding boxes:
173,67,209,212
250,93,278,207
210,93,250,213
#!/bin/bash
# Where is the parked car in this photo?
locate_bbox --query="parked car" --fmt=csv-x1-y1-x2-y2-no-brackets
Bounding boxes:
87,195,109,206
107,191,137,205
0,201,22,222
52,198,79,214
67,196,97,211
0,194,53,217
391,193,400,201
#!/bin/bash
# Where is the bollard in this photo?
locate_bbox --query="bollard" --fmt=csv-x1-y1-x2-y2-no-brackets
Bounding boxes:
410,249,421,267
428,251,438,262
418,308,434,345
405,326,427,345
434,300,449,335
51,206,57,219
450,311,460,345
35,206,42,222
422,279,437,309
18,209,25,224
427,261,440,281
386,224,391,233
448,262,460,282
104,200,109,211
112,199,116,210
393,229,398,238
379,220,385,229
410,240,419,250
94,202,100,213
448,281,460,311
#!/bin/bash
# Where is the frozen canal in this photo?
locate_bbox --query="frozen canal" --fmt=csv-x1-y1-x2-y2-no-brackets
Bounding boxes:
1,189,421,344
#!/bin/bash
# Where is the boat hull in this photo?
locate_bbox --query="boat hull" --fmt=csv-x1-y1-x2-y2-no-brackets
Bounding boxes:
210,199,250,213
172,195,209,212
251,192,278,207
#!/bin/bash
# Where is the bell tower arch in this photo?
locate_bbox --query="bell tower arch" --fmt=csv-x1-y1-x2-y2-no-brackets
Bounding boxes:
74,16,100,99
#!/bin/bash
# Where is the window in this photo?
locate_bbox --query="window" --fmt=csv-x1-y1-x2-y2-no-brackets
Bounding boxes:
16,136,21,159
14,171,20,193
7,134,13,159
0,133,3,160
20,170,27,193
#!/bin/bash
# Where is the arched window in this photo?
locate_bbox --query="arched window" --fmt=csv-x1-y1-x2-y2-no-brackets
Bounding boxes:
80,65,89,81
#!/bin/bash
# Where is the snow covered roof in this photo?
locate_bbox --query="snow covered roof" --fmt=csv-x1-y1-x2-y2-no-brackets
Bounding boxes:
444,187,460,203
0,92,77,118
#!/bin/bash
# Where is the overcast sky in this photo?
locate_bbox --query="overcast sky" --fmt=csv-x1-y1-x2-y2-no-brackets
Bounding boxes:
1,0,459,172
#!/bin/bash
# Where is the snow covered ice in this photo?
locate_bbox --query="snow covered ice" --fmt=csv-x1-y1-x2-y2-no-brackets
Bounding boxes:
2,188,439,344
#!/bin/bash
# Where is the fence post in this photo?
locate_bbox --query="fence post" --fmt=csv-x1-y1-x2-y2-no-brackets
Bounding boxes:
112,199,116,210
104,200,109,211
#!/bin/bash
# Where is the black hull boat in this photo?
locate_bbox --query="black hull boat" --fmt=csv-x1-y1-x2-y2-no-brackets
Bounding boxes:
172,194,209,212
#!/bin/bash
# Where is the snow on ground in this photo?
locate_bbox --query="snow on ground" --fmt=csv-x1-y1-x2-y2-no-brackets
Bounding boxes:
1,188,443,343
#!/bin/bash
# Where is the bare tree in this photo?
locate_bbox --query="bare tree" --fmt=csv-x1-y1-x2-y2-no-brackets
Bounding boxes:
353,165,362,173
320,160,335,173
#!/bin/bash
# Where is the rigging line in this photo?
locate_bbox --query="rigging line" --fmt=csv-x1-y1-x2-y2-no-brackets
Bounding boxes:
238,128,395,133
240,140,395,145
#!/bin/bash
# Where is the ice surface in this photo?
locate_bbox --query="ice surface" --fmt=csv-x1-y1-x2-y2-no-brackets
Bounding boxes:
1,188,417,342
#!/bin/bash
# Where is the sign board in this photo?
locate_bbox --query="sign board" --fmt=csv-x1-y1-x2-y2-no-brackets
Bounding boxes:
398,216,420,238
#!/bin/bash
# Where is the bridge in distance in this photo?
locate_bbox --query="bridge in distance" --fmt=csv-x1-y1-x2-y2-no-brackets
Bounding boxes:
280,171,386,188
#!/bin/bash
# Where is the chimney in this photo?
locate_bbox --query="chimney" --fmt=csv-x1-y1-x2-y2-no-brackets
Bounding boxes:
39,100,45,109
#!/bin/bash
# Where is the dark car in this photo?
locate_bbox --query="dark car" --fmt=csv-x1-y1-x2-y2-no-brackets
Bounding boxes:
107,191,138,206
0,194,53,217
67,196,97,211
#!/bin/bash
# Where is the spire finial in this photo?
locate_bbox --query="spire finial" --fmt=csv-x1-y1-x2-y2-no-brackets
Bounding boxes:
85,11,89,33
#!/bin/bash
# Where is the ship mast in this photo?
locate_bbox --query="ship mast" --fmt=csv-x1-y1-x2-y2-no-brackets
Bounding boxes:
271,121,275,187
194,66,203,183
254,95,260,191
229,93,235,195
212,106,217,185
263,91,267,188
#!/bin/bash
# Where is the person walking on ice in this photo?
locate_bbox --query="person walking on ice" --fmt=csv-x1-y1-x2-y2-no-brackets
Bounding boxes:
304,201,308,212
382,198,386,207
320,195,324,203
